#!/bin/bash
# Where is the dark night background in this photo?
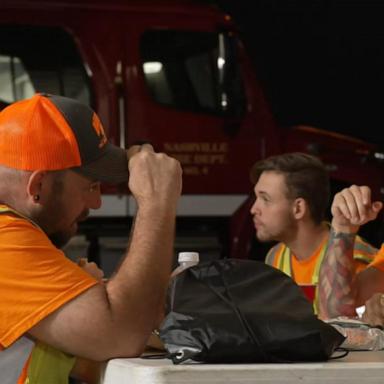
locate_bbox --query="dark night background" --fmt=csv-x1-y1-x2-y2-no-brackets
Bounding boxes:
214,0,384,147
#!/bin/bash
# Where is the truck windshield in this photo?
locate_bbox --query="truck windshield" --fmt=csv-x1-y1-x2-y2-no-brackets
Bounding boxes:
140,30,246,117
0,25,91,106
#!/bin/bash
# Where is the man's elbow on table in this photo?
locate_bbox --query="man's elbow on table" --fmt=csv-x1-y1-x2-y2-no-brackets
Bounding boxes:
27,284,157,361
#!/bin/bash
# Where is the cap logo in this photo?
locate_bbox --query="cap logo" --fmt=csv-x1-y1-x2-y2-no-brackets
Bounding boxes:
92,113,107,148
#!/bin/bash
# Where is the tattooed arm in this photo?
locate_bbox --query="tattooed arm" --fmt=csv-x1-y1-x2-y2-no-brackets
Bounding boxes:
318,185,382,319
318,229,358,318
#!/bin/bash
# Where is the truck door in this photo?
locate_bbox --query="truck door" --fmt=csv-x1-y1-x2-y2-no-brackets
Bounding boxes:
123,21,274,220
0,25,91,109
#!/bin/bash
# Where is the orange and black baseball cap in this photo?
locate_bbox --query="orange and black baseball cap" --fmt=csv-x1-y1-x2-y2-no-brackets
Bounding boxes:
0,93,128,183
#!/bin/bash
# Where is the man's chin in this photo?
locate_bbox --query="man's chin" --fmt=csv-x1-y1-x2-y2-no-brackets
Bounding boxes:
256,233,272,243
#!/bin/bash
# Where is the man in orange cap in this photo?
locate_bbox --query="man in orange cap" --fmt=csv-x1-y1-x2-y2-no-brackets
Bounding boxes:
0,94,182,383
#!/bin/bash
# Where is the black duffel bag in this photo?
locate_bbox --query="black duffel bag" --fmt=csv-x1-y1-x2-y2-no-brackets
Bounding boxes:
159,259,345,364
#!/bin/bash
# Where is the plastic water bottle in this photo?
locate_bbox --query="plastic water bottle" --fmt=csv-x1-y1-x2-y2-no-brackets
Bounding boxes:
164,252,200,324
170,252,200,278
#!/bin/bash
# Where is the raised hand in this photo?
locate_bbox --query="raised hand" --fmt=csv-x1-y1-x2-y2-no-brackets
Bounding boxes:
331,185,382,233
127,144,182,211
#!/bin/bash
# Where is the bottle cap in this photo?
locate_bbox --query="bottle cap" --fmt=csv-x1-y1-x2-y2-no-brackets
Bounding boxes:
178,252,199,263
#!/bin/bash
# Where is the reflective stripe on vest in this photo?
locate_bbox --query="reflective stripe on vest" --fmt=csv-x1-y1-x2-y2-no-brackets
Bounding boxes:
0,205,73,383
0,205,41,229
0,337,34,384
268,234,377,313
269,235,376,282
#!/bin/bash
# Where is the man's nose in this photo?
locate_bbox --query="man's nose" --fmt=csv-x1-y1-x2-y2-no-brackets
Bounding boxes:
250,199,260,216
250,199,258,215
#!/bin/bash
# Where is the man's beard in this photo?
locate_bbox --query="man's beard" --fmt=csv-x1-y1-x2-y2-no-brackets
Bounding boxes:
256,214,296,243
35,202,89,249
48,231,73,249
47,209,89,249
256,227,277,243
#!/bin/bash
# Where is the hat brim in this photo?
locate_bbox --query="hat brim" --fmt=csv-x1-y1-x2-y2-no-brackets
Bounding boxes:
72,143,129,183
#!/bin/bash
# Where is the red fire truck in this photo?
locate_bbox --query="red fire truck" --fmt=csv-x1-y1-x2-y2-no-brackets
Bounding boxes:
0,0,383,264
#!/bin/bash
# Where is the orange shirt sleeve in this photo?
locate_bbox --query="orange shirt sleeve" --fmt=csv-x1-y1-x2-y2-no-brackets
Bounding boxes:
0,214,97,348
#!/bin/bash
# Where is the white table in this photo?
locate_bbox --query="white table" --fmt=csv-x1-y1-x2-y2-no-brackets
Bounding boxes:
100,351,384,384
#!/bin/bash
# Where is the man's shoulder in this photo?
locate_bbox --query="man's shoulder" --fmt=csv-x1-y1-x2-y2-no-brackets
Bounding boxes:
0,209,50,247
265,242,285,265
267,242,285,252
0,210,37,229
352,235,378,263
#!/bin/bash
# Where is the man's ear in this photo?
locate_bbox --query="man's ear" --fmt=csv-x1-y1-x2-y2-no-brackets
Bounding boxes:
292,197,307,220
26,170,47,203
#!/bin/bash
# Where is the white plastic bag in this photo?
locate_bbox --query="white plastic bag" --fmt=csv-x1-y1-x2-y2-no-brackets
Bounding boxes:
326,317,384,351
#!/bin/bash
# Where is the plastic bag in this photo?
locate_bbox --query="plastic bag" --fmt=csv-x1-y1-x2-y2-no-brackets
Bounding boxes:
327,317,384,351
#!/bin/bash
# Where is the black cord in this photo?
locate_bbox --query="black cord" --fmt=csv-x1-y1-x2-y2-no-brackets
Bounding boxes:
141,352,169,359
329,348,349,359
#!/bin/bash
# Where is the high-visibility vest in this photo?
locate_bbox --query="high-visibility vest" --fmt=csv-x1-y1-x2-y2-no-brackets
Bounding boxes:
0,205,75,384
265,233,377,313
0,205,41,229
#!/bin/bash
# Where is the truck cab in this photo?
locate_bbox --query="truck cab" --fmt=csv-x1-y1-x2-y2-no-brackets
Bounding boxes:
0,0,382,265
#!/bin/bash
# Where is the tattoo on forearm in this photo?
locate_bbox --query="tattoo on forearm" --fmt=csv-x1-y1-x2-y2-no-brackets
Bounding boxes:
318,229,357,319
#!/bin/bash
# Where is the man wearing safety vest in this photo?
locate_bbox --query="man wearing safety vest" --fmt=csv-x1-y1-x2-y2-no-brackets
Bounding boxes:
318,184,384,323
0,94,182,383
249,152,382,313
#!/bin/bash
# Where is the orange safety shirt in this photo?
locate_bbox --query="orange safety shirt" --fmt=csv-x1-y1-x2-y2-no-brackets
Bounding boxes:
265,232,379,313
0,205,97,383
266,234,380,285
366,243,384,271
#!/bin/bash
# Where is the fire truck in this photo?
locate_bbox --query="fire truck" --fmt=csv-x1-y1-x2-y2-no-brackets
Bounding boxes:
0,0,383,266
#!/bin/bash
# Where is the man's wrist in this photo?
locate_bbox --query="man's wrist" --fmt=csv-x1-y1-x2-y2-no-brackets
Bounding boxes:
330,225,358,237
331,221,359,235
137,201,177,220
